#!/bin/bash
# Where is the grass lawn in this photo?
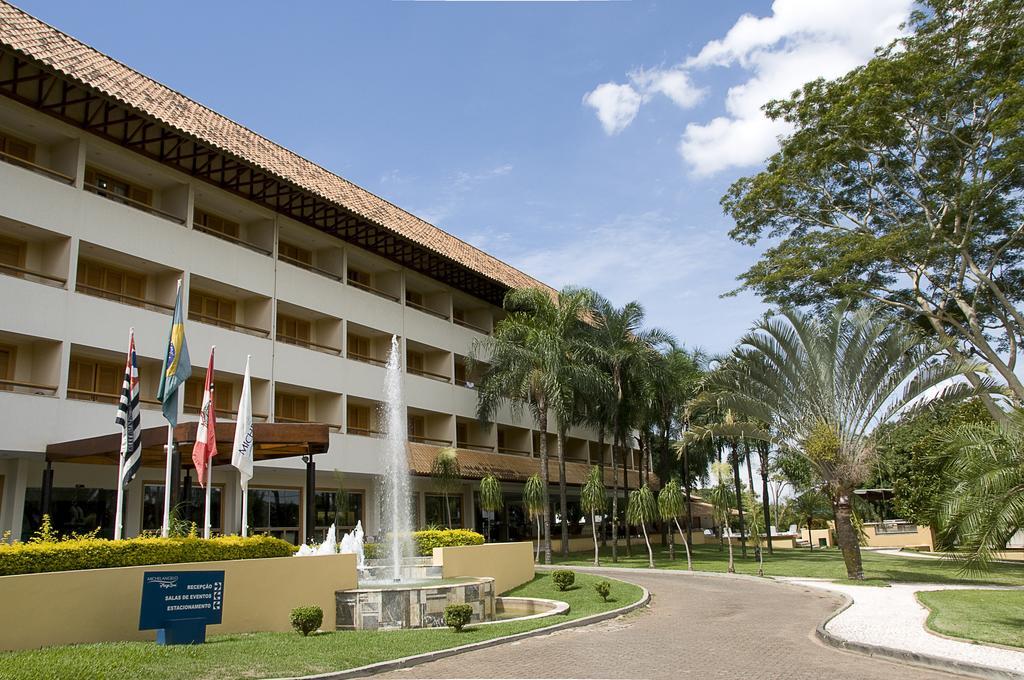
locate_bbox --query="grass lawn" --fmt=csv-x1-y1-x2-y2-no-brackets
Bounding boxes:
0,572,643,680
551,542,1024,586
918,590,1024,649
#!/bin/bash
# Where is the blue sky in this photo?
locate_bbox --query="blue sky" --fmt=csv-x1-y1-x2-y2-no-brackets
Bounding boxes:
17,0,913,353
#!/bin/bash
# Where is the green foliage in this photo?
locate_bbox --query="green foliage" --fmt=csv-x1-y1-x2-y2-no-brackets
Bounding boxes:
443,603,473,632
551,569,575,591
522,473,546,518
478,474,503,512
289,606,323,636
791,490,833,536
580,465,606,515
594,580,612,602
363,529,485,559
722,0,1024,406
657,477,685,520
0,534,295,575
626,484,656,525
430,448,461,492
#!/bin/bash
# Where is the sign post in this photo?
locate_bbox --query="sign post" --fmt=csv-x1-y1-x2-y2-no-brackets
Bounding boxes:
139,570,224,645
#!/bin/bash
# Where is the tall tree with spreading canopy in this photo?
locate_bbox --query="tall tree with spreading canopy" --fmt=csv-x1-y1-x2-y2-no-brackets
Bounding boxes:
723,0,1024,422
522,473,545,564
705,302,984,579
473,286,596,564
430,448,461,528
580,465,607,566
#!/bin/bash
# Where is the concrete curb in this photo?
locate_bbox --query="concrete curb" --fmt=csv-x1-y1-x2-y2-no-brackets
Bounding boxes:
285,578,651,680
813,592,1024,680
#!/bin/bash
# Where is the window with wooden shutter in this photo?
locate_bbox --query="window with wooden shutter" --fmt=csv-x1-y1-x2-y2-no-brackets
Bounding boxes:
275,393,309,422
277,313,311,347
0,236,25,273
189,290,236,328
347,404,370,433
85,166,152,206
347,268,371,287
279,241,312,265
456,422,468,446
184,379,233,413
194,208,240,239
497,429,507,450
68,357,121,402
76,259,147,305
0,132,35,162
408,415,425,438
406,350,424,372
0,344,15,390
406,290,423,306
347,333,371,360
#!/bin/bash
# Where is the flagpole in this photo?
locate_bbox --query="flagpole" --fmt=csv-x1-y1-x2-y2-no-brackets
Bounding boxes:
204,453,213,539
114,454,125,540
241,478,249,538
162,426,174,538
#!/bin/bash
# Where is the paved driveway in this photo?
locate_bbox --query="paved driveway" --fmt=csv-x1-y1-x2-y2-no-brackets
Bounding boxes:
373,569,959,679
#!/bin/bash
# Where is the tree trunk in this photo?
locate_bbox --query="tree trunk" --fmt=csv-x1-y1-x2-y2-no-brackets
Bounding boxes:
557,426,569,558
444,490,451,528
611,440,619,563
598,425,607,548
730,442,747,558
674,518,693,570
806,515,813,551
833,492,864,580
641,520,654,568
538,407,552,565
591,511,600,566
622,436,632,557
668,518,675,560
759,444,774,556
535,516,541,562
681,430,693,551
726,530,735,573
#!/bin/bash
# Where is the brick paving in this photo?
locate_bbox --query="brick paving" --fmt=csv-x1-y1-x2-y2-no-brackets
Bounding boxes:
373,569,960,679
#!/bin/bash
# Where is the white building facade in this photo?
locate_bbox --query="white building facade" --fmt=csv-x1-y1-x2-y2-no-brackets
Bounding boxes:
0,3,642,546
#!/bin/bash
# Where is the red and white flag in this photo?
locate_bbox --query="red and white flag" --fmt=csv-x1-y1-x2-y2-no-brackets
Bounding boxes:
192,347,217,487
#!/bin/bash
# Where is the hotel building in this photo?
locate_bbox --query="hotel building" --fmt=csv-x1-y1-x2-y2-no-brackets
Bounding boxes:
0,3,656,546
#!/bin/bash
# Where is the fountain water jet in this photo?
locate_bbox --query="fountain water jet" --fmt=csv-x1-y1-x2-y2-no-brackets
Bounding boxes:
380,335,415,581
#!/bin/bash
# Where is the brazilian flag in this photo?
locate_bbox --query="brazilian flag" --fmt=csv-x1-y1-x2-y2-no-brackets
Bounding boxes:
156,282,191,426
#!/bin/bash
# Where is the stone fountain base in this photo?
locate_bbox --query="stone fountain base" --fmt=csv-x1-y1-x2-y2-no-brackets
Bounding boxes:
335,577,495,631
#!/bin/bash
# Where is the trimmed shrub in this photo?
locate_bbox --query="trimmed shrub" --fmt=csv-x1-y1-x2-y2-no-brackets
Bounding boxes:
594,580,612,602
0,535,296,576
290,605,323,636
444,603,473,632
364,529,484,560
552,570,576,591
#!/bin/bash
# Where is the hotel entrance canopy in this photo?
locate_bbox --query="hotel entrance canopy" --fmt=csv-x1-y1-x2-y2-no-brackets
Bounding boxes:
44,422,330,542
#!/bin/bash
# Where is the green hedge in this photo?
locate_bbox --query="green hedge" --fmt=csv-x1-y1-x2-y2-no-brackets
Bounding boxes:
364,529,485,559
0,535,296,576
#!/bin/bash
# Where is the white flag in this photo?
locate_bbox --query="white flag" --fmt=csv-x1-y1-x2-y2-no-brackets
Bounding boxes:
231,355,254,483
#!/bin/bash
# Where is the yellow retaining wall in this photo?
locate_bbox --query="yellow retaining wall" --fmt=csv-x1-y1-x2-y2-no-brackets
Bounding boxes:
801,528,834,548
0,553,357,652
863,525,934,550
435,542,534,594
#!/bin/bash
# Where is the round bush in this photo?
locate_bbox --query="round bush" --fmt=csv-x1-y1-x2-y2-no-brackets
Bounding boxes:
290,605,323,636
552,569,576,591
594,580,612,602
444,603,473,632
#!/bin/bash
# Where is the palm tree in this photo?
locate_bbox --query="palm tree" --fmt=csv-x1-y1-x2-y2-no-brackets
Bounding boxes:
430,447,461,528
657,476,692,570
744,489,766,576
706,302,984,579
580,465,606,566
588,294,673,561
627,484,657,568
479,474,503,542
522,473,545,563
708,461,736,573
791,490,832,551
473,286,596,564
937,408,1024,571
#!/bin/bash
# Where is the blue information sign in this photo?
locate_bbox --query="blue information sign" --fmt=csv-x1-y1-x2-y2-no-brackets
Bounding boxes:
139,570,224,645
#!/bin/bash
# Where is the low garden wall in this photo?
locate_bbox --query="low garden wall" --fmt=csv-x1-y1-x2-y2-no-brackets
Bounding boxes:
0,553,357,651
434,541,534,594
862,524,934,550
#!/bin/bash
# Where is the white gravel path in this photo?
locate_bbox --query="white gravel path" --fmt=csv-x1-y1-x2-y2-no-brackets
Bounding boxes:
787,579,1024,675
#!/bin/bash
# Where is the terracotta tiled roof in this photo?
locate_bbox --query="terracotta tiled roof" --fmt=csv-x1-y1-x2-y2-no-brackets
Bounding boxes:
0,1,552,295
408,442,649,489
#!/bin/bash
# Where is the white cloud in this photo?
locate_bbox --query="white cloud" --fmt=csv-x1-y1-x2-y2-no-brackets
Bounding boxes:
413,163,513,226
629,67,706,109
582,82,643,135
584,0,914,174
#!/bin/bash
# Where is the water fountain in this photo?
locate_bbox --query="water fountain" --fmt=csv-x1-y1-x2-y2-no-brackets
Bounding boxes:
379,335,415,582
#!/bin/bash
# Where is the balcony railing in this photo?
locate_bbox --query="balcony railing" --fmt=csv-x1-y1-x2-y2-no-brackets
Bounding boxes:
498,446,531,456
454,376,477,389
454,317,490,335
348,351,387,367
347,278,400,302
278,253,343,281
185,404,270,420
274,415,341,430
0,149,74,185
68,388,160,407
0,262,67,288
406,299,450,321
76,283,175,314
188,311,270,338
0,378,59,396
458,442,495,453
192,222,273,256
276,333,342,355
408,366,451,383
408,434,453,447
347,426,383,438
84,182,185,224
